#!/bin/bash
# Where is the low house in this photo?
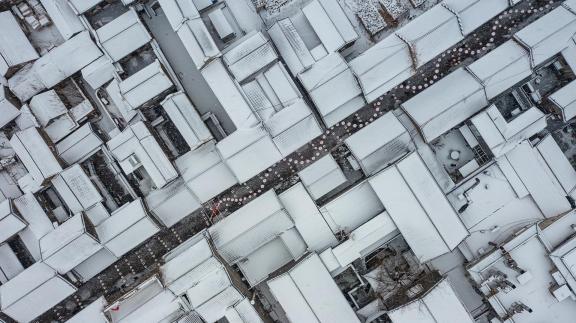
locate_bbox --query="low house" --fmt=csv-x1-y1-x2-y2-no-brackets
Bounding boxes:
8,31,103,101
160,230,263,322
104,276,188,323
40,213,101,274
267,253,361,323
369,152,469,262
95,8,151,62
0,262,77,322
467,39,532,100
548,79,576,122
345,111,412,175
160,92,213,151
0,11,38,77
10,127,63,187
159,0,220,69
107,121,178,190
302,0,358,53
96,198,160,257
299,53,365,127
514,5,576,67
0,200,27,245
106,60,174,121
387,278,474,323
51,165,103,214
401,67,488,143
470,105,546,157
298,154,347,200
39,0,85,40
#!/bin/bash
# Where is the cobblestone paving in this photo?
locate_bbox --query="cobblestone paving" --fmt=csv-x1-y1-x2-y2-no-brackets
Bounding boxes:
21,1,562,322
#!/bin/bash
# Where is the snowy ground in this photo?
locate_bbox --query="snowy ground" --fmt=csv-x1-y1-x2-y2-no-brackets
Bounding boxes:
31,1,564,322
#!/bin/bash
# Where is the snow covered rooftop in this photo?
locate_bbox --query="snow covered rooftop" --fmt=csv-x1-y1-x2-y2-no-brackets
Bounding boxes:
320,180,384,234
40,213,101,274
8,31,102,101
387,278,474,323
402,67,488,143
110,60,174,113
0,262,77,322
535,135,576,195
369,152,469,262
56,123,103,165
175,141,237,203
278,183,338,252
10,127,63,185
500,141,571,218
549,79,576,122
40,0,85,40
349,34,413,103
0,86,20,129
96,198,159,257
223,31,277,82
201,59,258,129
468,213,576,323
514,6,576,66
105,276,186,323
217,126,283,183
302,0,358,53
159,0,220,69
268,18,315,75
0,11,38,75
160,230,262,322
467,39,532,100
320,211,397,273
95,8,151,62
161,92,213,151
108,121,178,189
345,112,412,175
266,100,323,156
13,193,54,261
208,190,306,286
51,164,103,213
65,296,107,323
442,0,508,36
395,4,463,68
0,200,26,245
298,154,347,200
299,53,365,127
81,56,116,90
208,191,287,259
471,105,547,157
67,0,104,14
267,253,361,323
